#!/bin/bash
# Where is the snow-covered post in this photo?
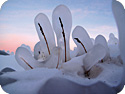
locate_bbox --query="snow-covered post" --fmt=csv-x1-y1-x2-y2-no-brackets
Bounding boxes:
52,5,72,62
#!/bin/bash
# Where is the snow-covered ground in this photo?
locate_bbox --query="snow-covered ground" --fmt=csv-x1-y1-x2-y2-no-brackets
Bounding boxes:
0,43,124,94
0,55,24,71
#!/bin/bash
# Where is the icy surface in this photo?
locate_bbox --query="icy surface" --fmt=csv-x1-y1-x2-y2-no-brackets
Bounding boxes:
91,38,95,45
108,44,120,57
72,26,93,56
15,47,44,70
112,0,125,84
35,13,56,57
83,44,106,71
70,47,79,59
41,47,63,68
108,33,119,45
21,44,33,55
52,5,72,62
95,35,110,60
112,0,125,64
34,42,46,61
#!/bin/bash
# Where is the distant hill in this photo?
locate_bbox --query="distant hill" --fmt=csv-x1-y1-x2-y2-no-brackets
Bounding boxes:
0,50,9,55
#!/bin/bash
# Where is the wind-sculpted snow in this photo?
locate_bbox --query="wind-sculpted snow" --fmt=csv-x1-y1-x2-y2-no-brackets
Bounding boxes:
52,5,72,62
39,77,116,94
1,65,123,94
72,26,93,56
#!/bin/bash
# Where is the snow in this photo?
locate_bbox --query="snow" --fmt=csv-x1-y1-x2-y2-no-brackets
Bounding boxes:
72,26,93,56
61,54,85,74
1,61,123,94
0,55,23,71
52,5,72,62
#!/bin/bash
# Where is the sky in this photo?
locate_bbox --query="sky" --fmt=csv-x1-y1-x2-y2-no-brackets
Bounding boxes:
0,0,118,53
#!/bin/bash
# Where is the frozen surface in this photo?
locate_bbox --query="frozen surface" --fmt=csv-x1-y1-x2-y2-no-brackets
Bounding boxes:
52,5,72,62
95,35,110,60
15,47,44,70
70,47,79,59
21,44,33,55
112,0,125,84
108,44,120,57
34,42,46,61
108,33,119,45
83,44,106,71
72,26,93,56
35,13,56,57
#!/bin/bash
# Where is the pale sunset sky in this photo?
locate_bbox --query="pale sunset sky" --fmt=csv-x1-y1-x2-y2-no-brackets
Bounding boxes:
0,0,118,53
